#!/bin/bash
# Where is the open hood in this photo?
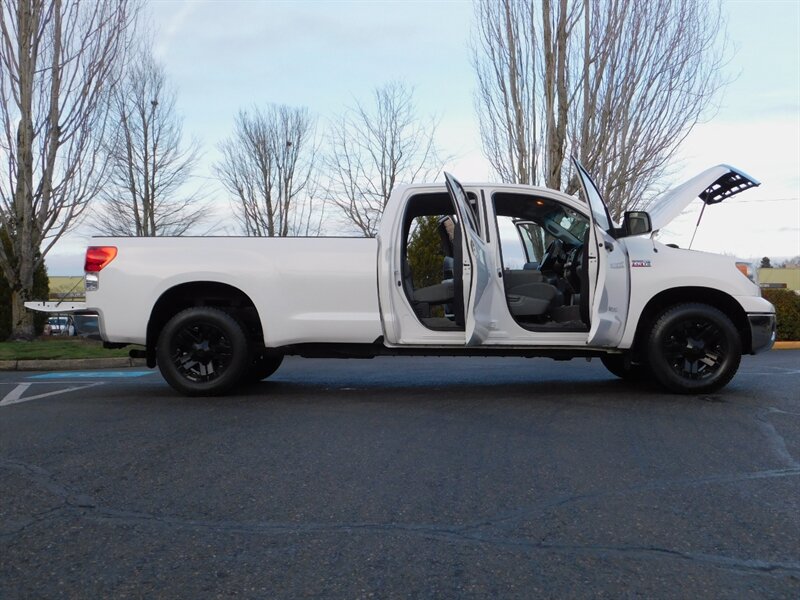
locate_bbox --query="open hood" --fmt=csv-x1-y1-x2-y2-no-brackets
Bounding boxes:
647,165,760,231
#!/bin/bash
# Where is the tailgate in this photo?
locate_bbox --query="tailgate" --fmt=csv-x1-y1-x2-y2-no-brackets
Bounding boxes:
24,301,91,314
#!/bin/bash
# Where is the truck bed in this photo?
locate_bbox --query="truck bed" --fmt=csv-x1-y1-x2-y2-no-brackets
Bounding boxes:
87,237,382,347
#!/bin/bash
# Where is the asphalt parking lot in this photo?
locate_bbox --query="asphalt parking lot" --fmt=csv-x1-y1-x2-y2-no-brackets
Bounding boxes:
1,351,799,598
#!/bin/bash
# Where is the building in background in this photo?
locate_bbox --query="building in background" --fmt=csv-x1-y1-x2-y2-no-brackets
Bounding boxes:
759,268,800,292
48,276,85,302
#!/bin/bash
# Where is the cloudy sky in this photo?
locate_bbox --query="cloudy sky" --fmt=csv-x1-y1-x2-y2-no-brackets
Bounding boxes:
46,0,799,274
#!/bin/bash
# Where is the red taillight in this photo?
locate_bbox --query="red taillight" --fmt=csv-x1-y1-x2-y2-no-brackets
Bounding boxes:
84,246,118,272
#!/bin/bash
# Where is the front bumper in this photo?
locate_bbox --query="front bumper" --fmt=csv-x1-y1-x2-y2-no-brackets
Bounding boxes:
748,313,776,354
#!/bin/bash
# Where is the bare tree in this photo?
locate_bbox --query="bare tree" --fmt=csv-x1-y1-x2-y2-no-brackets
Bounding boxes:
0,0,137,339
215,105,321,237
473,0,727,219
325,82,441,237
93,46,204,237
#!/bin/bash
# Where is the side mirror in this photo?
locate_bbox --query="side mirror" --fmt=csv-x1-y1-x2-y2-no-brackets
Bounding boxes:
622,211,652,237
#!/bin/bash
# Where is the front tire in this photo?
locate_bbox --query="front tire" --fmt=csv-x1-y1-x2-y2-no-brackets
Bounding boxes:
646,303,741,394
157,307,249,396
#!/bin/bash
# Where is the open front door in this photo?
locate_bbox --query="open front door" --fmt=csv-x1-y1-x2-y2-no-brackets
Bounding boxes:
443,173,493,346
572,158,630,347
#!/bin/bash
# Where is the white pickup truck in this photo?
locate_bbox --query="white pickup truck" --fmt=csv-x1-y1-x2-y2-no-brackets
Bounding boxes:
28,159,775,396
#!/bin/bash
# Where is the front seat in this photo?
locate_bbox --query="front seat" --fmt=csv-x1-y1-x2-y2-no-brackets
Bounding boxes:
506,282,559,317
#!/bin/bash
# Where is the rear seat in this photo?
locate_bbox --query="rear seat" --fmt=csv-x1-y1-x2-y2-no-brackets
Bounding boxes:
413,279,454,304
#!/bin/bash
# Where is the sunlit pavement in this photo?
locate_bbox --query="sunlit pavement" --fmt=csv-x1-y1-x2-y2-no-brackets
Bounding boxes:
1,352,798,598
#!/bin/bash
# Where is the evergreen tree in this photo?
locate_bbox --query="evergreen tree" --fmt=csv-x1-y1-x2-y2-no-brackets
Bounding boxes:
407,216,446,289
0,230,48,339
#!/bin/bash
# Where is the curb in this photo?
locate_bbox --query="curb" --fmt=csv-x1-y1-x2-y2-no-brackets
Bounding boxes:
0,357,148,371
773,341,800,350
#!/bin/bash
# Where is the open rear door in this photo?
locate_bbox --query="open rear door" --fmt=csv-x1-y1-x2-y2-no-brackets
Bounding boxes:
572,158,631,347
443,173,493,346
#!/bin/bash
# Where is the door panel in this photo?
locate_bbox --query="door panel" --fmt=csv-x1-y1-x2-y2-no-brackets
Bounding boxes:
444,173,493,346
572,158,631,347
467,235,495,344
587,227,629,346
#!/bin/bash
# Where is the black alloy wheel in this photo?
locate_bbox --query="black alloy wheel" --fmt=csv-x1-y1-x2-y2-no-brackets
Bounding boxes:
157,307,249,396
647,303,741,394
172,322,233,382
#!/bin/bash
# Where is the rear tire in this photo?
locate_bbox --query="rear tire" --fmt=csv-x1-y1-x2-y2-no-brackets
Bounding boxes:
245,352,283,382
157,307,249,396
600,354,647,382
646,303,741,394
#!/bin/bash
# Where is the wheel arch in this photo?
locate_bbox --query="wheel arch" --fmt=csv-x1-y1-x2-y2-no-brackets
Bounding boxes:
147,281,264,367
631,286,752,358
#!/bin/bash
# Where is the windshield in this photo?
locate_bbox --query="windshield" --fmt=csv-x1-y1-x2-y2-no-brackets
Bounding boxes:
494,193,590,266
542,208,589,244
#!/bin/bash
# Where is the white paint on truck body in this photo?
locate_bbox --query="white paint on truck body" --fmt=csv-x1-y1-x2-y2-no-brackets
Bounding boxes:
618,237,773,348
86,237,382,347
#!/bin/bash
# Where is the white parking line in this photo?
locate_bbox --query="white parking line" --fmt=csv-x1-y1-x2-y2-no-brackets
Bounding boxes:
0,382,104,407
739,370,800,376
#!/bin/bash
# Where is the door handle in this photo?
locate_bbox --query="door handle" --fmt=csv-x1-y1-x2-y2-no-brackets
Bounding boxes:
604,241,614,252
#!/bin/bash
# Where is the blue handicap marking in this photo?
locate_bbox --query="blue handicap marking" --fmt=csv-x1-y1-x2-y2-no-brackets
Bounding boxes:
30,371,155,379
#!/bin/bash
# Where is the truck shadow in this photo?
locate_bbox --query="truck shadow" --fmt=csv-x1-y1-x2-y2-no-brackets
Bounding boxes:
143,377,734,409
125,353,786,407
127,356,741,406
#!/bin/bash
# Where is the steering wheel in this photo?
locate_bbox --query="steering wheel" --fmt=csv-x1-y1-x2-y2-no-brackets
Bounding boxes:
539,239,564,273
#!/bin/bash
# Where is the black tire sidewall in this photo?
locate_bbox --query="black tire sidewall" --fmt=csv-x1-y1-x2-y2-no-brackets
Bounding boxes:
600,354,647,382
246,353,284,382
647,303,741,394
157,307,249,396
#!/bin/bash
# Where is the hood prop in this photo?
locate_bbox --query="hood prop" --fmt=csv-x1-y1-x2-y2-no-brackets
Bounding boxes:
688,201,708,250
688,170,759,249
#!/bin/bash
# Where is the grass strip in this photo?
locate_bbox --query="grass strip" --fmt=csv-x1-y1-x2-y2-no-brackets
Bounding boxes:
0,339,140,360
